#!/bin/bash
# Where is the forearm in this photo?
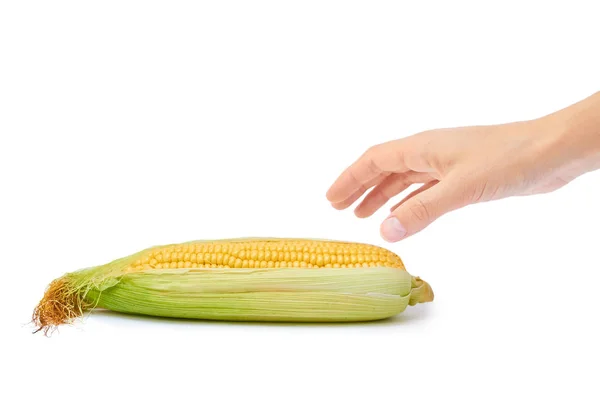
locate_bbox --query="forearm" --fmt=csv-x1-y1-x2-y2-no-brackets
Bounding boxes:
542,91,600,173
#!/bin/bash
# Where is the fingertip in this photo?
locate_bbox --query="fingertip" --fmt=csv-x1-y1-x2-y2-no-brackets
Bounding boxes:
325,188,335,202
380,215,408,242
353,208,368,219
331,202,347,210
354,205,375,219
326,187,344,204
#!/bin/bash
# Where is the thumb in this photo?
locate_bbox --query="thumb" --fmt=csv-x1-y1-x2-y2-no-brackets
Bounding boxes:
380,179,467,242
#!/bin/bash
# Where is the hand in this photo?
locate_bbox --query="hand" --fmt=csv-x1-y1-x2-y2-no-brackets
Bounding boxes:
326,92,600,242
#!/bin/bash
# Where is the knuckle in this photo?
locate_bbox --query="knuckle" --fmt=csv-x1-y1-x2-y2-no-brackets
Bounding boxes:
407,198,431,223
379,180,402,201
347,166,362,184
364,157,381,176
364,144,383,160
374,188,390,204
365,144,382,154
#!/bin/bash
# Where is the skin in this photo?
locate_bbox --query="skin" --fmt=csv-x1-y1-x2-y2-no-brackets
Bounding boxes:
326,91,600,242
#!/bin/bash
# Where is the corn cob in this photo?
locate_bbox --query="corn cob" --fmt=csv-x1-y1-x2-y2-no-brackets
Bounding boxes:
33,238,433,334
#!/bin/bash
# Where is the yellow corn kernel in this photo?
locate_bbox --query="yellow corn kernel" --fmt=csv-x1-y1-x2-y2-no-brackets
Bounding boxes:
121,238,404,273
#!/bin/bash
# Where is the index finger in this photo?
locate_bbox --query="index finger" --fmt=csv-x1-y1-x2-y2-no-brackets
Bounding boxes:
325,142,407,203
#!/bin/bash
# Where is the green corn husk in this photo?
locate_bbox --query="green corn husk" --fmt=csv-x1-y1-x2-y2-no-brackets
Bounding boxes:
32,238,433,334
86,267,428,322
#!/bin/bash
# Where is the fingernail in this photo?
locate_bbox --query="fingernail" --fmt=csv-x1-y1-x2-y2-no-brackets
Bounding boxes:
380,216,407,242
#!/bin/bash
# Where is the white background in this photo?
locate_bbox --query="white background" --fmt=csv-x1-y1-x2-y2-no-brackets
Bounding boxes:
1,1,599,399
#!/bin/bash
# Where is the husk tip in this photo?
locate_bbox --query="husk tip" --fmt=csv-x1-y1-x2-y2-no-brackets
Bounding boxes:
410,276,434,305
419,279,434,302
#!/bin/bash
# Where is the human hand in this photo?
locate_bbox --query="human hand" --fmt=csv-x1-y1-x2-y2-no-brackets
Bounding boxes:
326,92,600,242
